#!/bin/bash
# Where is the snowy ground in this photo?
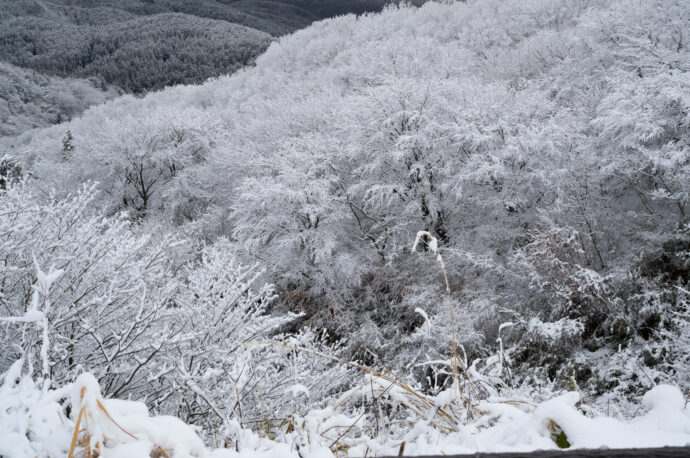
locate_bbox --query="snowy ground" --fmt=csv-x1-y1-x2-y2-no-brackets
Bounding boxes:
2,360,689,458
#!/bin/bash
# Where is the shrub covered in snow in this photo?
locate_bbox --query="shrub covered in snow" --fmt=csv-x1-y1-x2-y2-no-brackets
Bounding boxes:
0,181,345,442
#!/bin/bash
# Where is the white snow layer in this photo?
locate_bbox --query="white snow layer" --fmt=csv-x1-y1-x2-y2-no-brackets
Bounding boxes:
1,364,689,457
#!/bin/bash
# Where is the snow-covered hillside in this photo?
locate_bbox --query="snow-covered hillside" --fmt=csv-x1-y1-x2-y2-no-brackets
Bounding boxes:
1,0,689,456
0,62,119,137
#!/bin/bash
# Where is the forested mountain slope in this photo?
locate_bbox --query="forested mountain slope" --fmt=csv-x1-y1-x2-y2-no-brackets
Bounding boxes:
1,0,306,36
1,0,689,455
0,8,274,93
